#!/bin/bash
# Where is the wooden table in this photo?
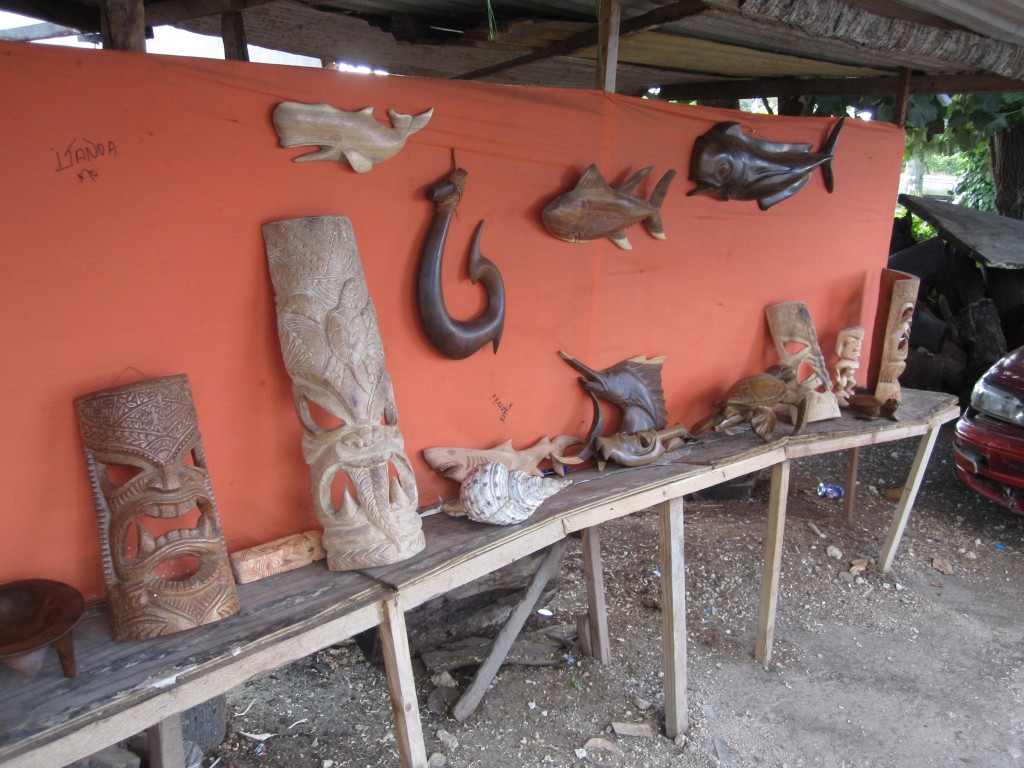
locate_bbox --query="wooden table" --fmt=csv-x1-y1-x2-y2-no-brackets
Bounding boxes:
0,389,958,768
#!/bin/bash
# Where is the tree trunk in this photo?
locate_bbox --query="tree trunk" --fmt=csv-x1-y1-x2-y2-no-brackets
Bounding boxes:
991,123,1024,220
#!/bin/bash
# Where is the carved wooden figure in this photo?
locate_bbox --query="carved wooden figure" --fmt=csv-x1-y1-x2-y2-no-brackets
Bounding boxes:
272,102,433,173
557,351,672,469
418,168,506,359
423,435,580,483
263,216,425,570
765,300,841,423
833,325,866,407
594,423,692,467
870,269,920,404
229,531,326,584
692,365,809,442
688,119,843,210
75,375,240,641
542,164,676,250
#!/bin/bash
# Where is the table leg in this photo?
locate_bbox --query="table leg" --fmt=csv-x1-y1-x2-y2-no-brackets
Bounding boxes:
756,460,790,665
581,527,611,665
879,425,941,573
452,540,567,723
147,713,185,768
379,596,427,768
658,496,687,737
843,446,859,523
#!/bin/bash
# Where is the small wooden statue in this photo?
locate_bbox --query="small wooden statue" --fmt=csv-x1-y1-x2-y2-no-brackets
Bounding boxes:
833,325,865,407
75,375,240,641
870,269,920,405
765,300,841,423
263,216,425,570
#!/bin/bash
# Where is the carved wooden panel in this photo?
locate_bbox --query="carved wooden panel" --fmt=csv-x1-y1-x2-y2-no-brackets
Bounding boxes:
75,375,239,641
262,216,425,570
872,269,920,404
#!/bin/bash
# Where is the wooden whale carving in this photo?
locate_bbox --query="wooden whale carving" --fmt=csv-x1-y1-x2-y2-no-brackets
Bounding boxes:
272,102,433,173
418,167,505,359
688,118,843,210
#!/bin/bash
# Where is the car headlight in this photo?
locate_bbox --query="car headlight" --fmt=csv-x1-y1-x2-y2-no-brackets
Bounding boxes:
971,377,1024,426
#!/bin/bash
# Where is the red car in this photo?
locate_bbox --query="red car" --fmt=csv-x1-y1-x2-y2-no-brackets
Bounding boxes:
953,345,1024,513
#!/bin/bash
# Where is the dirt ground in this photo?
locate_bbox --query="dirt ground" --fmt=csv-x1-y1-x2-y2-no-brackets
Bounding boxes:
206,423,1024,768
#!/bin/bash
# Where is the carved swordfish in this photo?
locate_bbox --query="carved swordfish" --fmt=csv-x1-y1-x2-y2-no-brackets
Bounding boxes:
417,167,506,360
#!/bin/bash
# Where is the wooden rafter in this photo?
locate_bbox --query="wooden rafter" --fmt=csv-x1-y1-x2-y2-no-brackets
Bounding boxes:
657,72,1024,101
145,0,276,27
454,0,709,81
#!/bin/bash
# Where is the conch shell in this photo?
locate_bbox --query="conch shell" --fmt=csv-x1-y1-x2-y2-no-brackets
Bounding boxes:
445,462,572,525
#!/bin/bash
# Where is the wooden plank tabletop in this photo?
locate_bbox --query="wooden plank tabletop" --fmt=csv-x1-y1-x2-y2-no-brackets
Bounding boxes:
364,389,958,606
0,565,387,763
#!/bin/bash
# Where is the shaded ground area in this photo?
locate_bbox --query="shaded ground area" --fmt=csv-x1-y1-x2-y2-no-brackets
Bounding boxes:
210,423,1024,768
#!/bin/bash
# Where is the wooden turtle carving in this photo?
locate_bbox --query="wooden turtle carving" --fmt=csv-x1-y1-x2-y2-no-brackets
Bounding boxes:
693,365,809,442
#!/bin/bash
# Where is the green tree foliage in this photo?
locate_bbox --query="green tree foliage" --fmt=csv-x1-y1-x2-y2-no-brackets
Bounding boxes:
809,92,1024,216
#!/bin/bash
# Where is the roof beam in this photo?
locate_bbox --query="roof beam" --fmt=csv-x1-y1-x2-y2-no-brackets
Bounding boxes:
657,73,1024,101
454,0,709,81
0,0,100,32
596,0,620,92
145,0,276,27
0,21,79,40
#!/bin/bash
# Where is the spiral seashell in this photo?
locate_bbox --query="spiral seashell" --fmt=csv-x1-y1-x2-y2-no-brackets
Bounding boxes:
456,462,572,525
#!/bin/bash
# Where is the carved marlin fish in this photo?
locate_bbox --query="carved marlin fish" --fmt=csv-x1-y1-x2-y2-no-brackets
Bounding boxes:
688,118,844,210
423,435,581,483
272,102,434,173
542,164,676,250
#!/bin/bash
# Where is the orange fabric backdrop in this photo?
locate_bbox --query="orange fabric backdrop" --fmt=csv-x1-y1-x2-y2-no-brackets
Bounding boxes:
0,41,905,601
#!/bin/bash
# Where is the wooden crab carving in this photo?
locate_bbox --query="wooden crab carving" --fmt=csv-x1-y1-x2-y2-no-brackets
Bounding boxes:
693,365,809,442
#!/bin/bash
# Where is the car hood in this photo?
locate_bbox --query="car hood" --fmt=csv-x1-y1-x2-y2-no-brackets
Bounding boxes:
985,345,1024,393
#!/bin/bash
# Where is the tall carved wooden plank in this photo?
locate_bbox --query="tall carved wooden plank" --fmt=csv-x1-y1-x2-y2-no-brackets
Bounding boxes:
262,216,425,570
869,269,920,404
75,375,240,641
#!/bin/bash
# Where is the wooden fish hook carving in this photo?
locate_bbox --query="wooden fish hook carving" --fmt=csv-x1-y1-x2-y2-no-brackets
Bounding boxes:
418,167,506,359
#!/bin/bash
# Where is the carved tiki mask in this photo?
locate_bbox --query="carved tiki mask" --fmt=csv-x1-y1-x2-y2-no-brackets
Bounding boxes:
75,375,239,641
870,269,920,404
262,216,425,570
764,300,841,423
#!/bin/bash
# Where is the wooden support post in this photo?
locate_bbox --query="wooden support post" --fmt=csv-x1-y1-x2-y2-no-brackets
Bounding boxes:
755,460,790,665
596,0,620,93
379,596,427,768
879,426,940,573
843,446,859,522
147,714,185,768
894,67,913,127
100,0,145,51
221,11,249,61
452,540,567,722
658,496,687,737
581,527,611,664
